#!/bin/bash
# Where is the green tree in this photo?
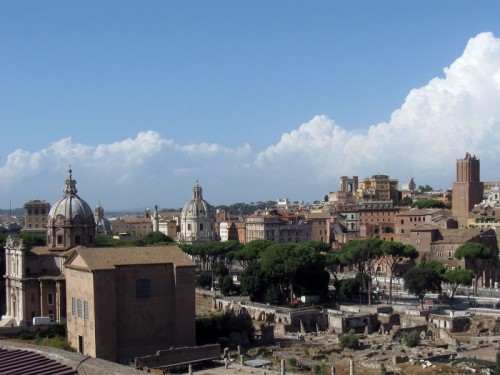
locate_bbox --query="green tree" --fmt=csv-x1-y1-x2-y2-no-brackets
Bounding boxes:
381,241,418,303
418,185,433,193
455,243,493,295
141,231,172,245
337,238,383,306
495,351,500,375
412,199,447,209
419,259,446,276
339,330,359,349
239,262,270,301
403,266,442,309
19,233,46,247
228,239,272,269
324,251,344,301
339,278,362,302
402,330,421,347
219,275,235,296
443,269,474,308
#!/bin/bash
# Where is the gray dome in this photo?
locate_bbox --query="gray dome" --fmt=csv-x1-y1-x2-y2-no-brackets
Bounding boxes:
48,169,94,222
181,183,215,220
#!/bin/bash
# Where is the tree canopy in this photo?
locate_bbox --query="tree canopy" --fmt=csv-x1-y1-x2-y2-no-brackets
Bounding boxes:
455,242,493,294
443,268,474,308
240,241,329,304
403,266,442,309
380,241,418,302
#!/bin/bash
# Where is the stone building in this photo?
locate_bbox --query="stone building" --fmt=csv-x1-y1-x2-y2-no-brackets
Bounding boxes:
357,174,399,203
177,182,217,244
452,153,484,228
111,216,153,237
245,210,312,243
3,169,95,326
3,169,199,365
65,246,196,363
22,199,51,234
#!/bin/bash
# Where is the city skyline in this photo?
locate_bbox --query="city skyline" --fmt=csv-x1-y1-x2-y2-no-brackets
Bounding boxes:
2,2,500,210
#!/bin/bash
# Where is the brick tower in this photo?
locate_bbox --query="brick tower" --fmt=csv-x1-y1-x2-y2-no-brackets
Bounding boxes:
452,153,484,227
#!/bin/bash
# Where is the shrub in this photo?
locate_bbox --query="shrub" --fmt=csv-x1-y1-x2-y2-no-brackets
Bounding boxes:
402,330,421,347
339,329,359,349
288,357,298,367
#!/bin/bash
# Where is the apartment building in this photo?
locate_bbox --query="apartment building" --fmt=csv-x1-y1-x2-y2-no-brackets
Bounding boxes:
245,210,312,243
22,200,50,234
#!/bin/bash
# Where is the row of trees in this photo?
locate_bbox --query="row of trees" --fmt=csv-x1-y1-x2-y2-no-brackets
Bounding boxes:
183,237,493,309
326,238,418,305
403,242,493,309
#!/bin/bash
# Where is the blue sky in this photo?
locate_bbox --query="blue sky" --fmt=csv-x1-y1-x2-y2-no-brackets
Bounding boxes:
2,1,500,210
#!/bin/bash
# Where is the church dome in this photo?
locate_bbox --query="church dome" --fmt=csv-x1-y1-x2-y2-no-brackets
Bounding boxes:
181,183,215,220
48,169,94,222
46,168,96,250
178,182,216,244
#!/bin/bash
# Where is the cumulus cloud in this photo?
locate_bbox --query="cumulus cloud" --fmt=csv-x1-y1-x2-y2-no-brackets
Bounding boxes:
253,32,500,188
2,32,500,208
0,131,254,207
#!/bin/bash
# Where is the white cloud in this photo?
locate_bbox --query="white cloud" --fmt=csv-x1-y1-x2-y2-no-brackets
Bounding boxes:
2,32,500,208
253,32,500,188
0,131,254,207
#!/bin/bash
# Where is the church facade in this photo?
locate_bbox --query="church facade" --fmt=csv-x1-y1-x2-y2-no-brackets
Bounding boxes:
3,169,96,326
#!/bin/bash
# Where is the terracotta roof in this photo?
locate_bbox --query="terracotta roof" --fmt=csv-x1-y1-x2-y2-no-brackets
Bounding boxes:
396,208,442,216
0,348,77,375
432,228,494,244
411,224,440,231
304,212,332,219
115,217,152,223
29,247,76,256
65,245,194,271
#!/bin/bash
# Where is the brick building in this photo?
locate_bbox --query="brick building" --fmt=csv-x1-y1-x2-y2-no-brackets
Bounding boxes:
452,153,484,228
65,246,195,362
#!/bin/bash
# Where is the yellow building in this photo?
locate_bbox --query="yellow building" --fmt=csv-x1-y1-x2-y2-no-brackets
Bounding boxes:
357,174,399,202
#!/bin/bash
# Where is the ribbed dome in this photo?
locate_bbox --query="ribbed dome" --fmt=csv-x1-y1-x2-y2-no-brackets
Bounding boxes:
181,183,215,220
178,182,216,244
48,169,94,222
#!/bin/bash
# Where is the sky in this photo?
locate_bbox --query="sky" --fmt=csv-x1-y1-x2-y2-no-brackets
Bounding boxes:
1,1,500,211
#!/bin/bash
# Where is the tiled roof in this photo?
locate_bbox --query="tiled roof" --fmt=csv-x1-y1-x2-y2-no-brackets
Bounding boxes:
66,245,194,271
115,217,152,223
411,224,440,231
304,212,332,219
0,348,77,375
432,228,493,244
397,208,442,216
29,247,75,256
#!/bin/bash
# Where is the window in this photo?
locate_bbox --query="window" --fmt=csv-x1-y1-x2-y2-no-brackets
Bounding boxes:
72,298,76,316
57,235,63,245
48,293,53,305
200,223,204,231
77,299,82,318
136,279,151,298
75,235,81,245
437,251,443,258
187,223,191,231
84,301,89,320
448,250,453,259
